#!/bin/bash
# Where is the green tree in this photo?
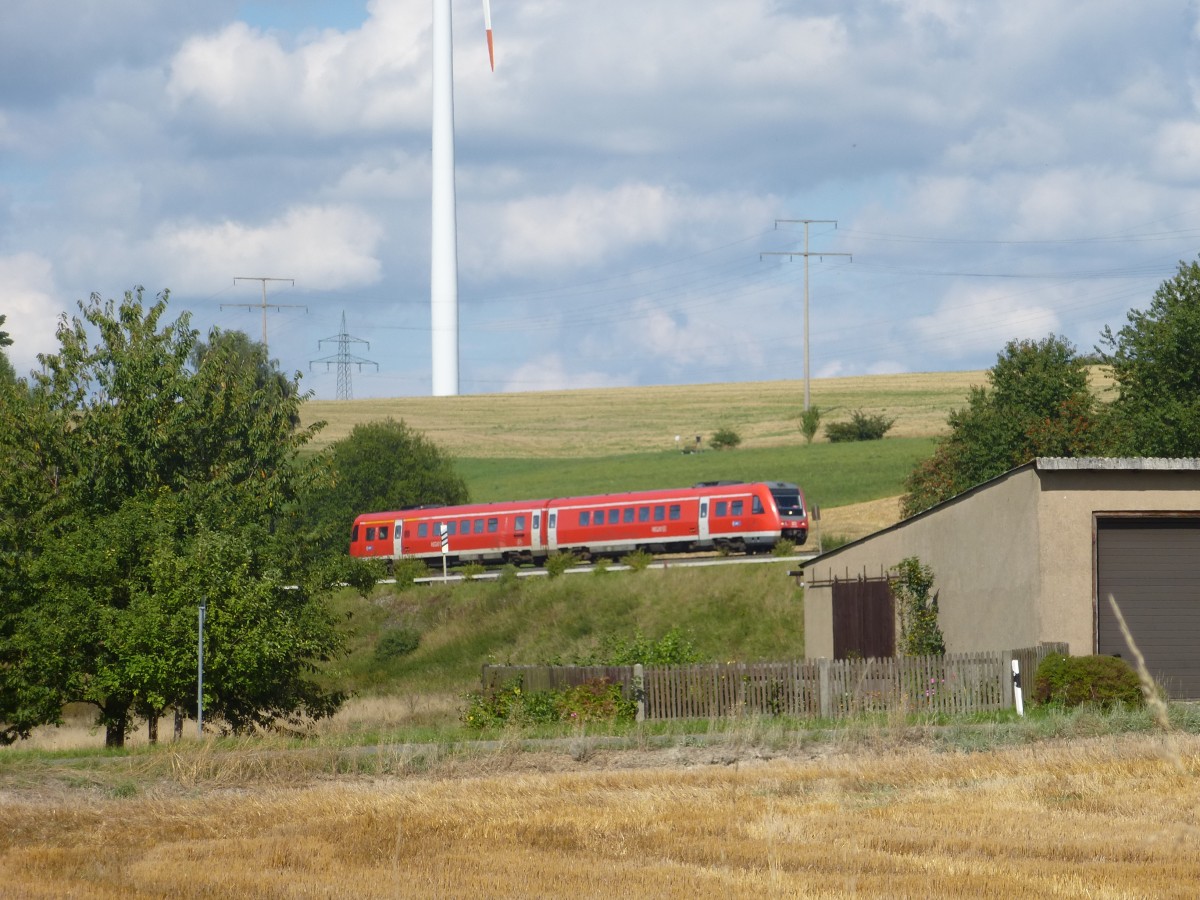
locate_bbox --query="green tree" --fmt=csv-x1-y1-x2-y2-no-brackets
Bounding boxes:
299,418,468,557
1098,258,1200,456
799,405,822,444
0,289,346,747
901,335,1101,516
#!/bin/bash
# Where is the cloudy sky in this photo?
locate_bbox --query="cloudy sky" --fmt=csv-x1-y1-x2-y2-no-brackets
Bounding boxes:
3,0,1200,398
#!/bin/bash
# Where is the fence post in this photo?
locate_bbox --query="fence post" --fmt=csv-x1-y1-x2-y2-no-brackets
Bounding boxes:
818,658,832,719
634,663,645,723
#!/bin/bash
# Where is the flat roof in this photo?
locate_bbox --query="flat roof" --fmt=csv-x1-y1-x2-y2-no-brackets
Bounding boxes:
1036,457,1200,471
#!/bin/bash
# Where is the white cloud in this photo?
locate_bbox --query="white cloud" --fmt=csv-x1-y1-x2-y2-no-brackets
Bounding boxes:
910,284,1062,362
0,253,68,376
501,353,624,392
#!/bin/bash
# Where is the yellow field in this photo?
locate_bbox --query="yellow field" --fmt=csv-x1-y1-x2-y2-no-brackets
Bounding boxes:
2,732,1196,898
302,372,989,457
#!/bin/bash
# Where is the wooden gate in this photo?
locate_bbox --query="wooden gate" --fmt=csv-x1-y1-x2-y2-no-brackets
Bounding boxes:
832,576,894,660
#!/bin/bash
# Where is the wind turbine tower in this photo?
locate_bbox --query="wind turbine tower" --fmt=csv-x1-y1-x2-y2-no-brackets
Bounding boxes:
431,0,494,397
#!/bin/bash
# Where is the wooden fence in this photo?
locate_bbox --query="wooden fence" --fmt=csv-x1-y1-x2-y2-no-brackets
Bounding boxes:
481,643,1067,721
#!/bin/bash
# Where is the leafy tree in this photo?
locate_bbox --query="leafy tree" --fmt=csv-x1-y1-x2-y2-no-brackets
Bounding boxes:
299,418,468,557
0,290,346,747
799,405,822,444
1098,258,1200,456
709,426,742,450
901,335,1102,516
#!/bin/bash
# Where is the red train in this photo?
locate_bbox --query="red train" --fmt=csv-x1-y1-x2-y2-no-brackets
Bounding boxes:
349,481,807,566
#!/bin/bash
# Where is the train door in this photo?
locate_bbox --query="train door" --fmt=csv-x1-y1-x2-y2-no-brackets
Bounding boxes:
698,498,711,543
393,519,403,558
529,511,545,556
547,509,559,552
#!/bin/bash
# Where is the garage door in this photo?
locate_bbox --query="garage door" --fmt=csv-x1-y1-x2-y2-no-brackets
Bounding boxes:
1096,518,1200,700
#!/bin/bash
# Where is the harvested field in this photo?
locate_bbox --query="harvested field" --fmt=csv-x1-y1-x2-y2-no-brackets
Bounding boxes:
1,732,1197,898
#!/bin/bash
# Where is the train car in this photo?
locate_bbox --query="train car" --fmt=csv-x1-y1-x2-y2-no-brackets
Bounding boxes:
547,481,799,556
349,499,549,565
349,481,808,566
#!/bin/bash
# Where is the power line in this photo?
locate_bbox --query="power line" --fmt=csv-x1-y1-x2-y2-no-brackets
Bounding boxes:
224,277,305,354
311,311,378,401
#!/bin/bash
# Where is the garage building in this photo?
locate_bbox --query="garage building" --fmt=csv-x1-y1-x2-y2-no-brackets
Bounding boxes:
802,458,1200,699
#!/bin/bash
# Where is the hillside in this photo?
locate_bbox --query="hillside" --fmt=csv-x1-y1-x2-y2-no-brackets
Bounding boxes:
302,371,986,456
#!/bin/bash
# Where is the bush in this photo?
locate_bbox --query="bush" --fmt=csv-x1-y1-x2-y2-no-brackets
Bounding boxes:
799,406,822,444
592,628,701,666
391,558,429,590
374,627,421,663
893,557,945,657
772,538,796,557
709,427,742,450
1032,653,1145,709
545,552,578,578
462,677,635,729
619,550,654,571
825,409,895,442
458,562,486,581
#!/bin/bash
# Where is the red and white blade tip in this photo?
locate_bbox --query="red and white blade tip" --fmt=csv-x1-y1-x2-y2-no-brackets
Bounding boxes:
482,0,495,71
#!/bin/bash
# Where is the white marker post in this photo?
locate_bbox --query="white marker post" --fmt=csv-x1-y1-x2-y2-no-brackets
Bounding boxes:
439,523,450,580
1012,658,1024,716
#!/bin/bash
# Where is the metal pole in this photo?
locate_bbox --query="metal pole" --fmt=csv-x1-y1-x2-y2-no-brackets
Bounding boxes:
197,597,206,736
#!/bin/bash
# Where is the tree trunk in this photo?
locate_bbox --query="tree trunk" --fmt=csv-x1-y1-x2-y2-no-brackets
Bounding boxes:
103,700,128,749
173,708,184,742
147,712,159,745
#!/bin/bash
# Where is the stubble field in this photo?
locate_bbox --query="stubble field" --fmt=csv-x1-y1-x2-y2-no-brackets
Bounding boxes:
2,729,1197,898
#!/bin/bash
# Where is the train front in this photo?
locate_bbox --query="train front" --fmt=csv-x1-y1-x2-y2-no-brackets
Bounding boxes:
766,481,808,545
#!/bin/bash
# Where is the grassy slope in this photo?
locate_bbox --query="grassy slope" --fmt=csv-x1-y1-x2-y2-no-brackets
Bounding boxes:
330,563,805,698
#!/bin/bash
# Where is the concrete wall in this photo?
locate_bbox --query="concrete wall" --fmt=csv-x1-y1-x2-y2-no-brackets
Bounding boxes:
803,467,1043,657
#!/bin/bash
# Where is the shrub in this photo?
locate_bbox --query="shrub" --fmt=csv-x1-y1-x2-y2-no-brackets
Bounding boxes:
772,538,797,557
893,557,945,657
374,627,421,663
709,427,742,450
495,564,521,589
545,552,578,578
391,558,429,590
1032,653,1145,709
825,409,895,442
799,406,822,444
619,550,654,571
593,627,701,666
461,677,634,729
458,562,487,581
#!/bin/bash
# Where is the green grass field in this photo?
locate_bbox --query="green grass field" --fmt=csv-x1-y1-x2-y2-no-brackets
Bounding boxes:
457,437,935,510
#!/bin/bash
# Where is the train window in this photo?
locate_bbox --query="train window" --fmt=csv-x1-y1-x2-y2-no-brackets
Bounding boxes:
638,506,650,522
548,513,556,528
474,519,485,534
700,502,708,519
534,514,541,529
418,523,428,538
732,500,744,516
753,496,764,514
379,526,389,539
715,501,728,517
623,508,634,523
487,518,498,533
669,504,681,520
366,526,376,540
608,509,619,525
515,515,526,532
352,524,359,541
445,521,457,536
579,511,590,526
654,506,665,521
594,509,605,524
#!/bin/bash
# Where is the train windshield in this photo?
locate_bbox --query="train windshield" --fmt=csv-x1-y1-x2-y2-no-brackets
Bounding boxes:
769,485,805,517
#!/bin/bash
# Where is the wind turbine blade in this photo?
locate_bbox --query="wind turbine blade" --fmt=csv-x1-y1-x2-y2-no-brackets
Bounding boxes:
482,0,495,70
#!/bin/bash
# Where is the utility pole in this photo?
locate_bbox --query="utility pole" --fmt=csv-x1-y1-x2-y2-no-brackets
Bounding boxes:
761,220,851,411
311,311,378,401
224,277,305,355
